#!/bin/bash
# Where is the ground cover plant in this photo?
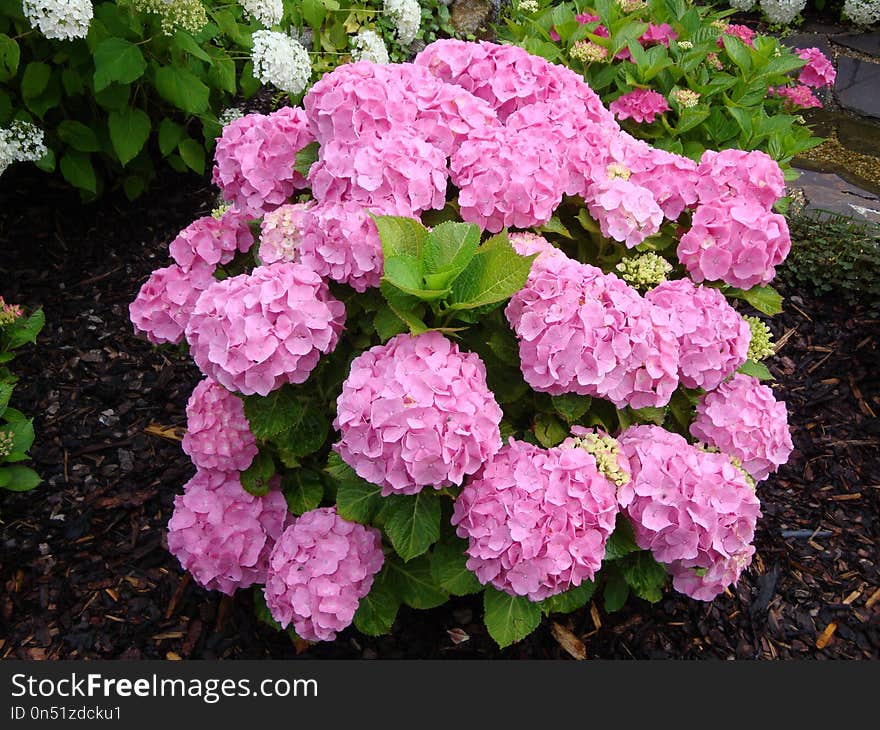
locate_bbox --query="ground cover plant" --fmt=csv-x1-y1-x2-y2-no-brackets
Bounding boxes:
0,0,447,198
128,36,800,648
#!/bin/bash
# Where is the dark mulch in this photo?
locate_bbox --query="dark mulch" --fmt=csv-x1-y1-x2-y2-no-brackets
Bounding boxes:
1,167,878,661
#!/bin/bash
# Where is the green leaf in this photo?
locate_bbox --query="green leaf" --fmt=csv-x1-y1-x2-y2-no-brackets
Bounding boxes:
722,34,752,73
541,581,597,615
60,151,97,194
381,492,442,562
253,589,283,631
302,0,327,29
386,555,448,610
422,221,481,290
274,404,328,464
207,47,237,94
726,285,783,316
281,470,324,515
533,412,568,448
552,393,592,423
373,305,408,341
239,61,260,98
108,108,151,166
448,232,536,310
293,141,319,178
430,538,482,596
6,417,34,456
158,119,185,157
379,282,428,335
243,386,301,440
93,38,146,92
0,465,41,492
535,216,573,240
353,569,400,636
123,175,147,202
173,29,213,62
374,215,429,261
0,34,20,82
154,66,210,114
0,380,13,414
738,359,774,381
240,451,275,497
603,571,629,612
620,552,667,603
94,83,130,112
57,121,100,153
177,138,206,174
21,62,50,98
327,453,383,524
483,587,542,648
5,308,44,350
604,516,639,561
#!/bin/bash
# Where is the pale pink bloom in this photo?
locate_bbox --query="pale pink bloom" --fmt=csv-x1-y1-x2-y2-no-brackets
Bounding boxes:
169,208,255,275
585,177,664,248
130,264,215,345
258,203,312,265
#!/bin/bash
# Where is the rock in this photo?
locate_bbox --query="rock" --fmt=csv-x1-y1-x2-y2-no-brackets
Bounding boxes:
793,167,880,224
833,32,880,58
835,56,880,119
451,0,494,36
782,33,834,59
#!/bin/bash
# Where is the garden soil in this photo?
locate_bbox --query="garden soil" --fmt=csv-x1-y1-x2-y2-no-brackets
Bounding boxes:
1,167,877,660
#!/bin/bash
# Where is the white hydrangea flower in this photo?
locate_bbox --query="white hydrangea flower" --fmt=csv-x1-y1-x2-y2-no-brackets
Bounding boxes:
0,120,47,176
844,0,880,26
759,0,806,24
218,107,245,127
240,0,282,28
384,0,421,45
132,0,208,35
21,0,93,41
729,0,756,10
251,30,312,94
351,29,390,64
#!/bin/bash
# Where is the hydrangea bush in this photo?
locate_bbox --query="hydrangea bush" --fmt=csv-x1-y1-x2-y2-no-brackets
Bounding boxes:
131,39,797,648
725,0,879,28
0,297,44,493
0,0,453,197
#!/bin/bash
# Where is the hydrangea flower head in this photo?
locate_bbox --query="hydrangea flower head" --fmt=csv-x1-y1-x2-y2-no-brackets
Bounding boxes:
744,316,775,361
760,0,807,25
452,438,619,601
690,374,793,482
617,425,761,601
770,84,823,110
384,0,421,45
264,507,384,641
130,264,215,345
506,255,680,409
258,202,312,265
251,31,312,94
240,0,282,27
182,378,258,472
167,469,289,595
585,177,664,248
169,209,255,274
646,279,750,391
609,89,670,124
334,332,503,495
351,29,390,64
185,263,345,396
0,120,47,175
796,47,836,88
718,23,756,48
696,149,785,210
22,0,93,40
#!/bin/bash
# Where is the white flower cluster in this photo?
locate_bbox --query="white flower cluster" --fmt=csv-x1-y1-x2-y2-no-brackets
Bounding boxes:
729,0,755,10
351,29,390,64
0,120,47,176
21,0,93,41
518,0,539,12
844,0,880,25
132,0,208,35
759,0,806,24
384,0,421,45
240,0,282,28
251,30,312,95
218,107,245,127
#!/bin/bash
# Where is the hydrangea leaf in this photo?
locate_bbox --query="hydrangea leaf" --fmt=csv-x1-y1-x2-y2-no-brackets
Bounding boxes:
57,120,100,153
726,285,784,316
281,470,324,515
274,404,328,464
602,570,629,612
108,108,151,166
483,587,542,648
240,451,275,497
379,282,428,335
93,38,146,92
552,393,592,423
620,551,667,603
386,555,448,609
604,516,639,561
423,221,481,290
430,538,482,596
177,138,205,175
60,151,96,195
374,215,429,261
381,492,442,562
6,416,34,456
293,141,319,178
0,381,13,415
738,359,774,381
448,232,536,311
541,581,597,616
243,386,302,440
154,65,210,115
0,465,41,492
722,34,753,74
373,304,408,342
534,412,568,448
353,569,401,636
4,308,44,350
0,34,20,82
327,453,383,524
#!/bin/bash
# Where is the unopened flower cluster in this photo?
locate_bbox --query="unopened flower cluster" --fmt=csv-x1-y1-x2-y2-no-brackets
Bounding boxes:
132,0,207,36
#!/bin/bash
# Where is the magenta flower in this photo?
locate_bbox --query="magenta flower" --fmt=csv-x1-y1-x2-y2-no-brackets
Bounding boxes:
796,47,836,88
167,469,289,595
169,208,255,275
695,149,785,211
452,439,619,601
646,279,750,391
769,84,823,111
182,378,258,473
185,263,345,396
610,89,670,124
334,331,503,495
130,264,215,345
690,374,794,482
719,24,756,49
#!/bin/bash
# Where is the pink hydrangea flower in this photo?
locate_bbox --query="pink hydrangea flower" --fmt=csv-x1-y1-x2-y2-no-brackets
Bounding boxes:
628,147,700,220
452,438,619,601
264,507,384,641
575,12,609,36
451,125,567,232
169,209,255,275
508,231,564,263
617,425,761,601
585,177,664,248
130,264,215,345
212,107,315,217
167,469,289,595
185,263,345,396
308,131,448,216
646,279,751,391
299,199,397,292
690,374,794,482
696,149,785,210
182,378,258,472
719,24,756,48
617,23,678,60
769,84,823,110
677,197,791,289
334,331,503,496
258,203,311,265
609,89,670,124
506,255,680,409
796,47,836,88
